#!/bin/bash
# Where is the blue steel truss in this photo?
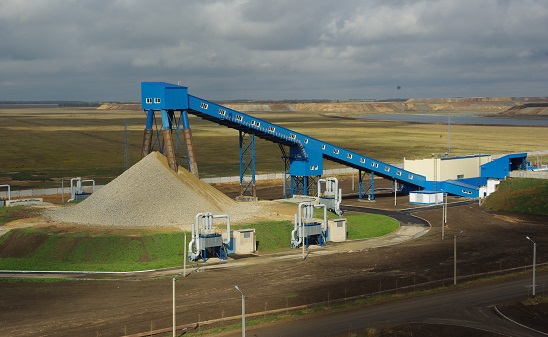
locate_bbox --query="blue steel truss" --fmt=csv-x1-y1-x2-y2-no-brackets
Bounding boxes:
239,131,256,197
279,144,292,199
291,175,320,196
358,170,375,200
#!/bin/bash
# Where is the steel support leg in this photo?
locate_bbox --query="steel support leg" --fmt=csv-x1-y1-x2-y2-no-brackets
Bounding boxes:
290,175,320,196
141,109,155,158
358,170,375,200
160,109,177,172
142,129,153,158
370,172,375,200
279,144,291,199
239,131,256,198
161,130,178,172
358,170,365,200
181,110,199,177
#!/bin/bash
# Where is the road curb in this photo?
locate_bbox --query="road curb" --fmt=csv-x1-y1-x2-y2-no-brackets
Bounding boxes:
492,305,548,336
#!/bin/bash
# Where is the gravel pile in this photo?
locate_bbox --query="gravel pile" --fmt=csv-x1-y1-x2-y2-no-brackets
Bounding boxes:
48,152,258,227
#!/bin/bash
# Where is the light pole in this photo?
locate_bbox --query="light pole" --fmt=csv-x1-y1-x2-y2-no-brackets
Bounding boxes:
172,278,176,337
454,231,463,285
234,285,246,337
183,231,187,277
526,236,536,296
441,190,445,240
444,191,448,224
394,180,397,206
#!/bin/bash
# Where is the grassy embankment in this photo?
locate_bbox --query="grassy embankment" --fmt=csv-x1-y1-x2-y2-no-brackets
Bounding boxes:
483,178,548,215
0,212,398,272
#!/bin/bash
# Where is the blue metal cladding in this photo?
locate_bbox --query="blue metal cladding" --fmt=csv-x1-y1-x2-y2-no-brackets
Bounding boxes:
141,82,427,189
144,109,155,129
481,153,527,179
181,110,191,129
289,146,322,176
141,82,189,110
440,180,479,198
160,109,172,130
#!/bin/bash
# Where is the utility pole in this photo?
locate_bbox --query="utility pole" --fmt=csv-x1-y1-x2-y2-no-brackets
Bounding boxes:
454,231,463,285
124,121,130,171
172,278,176,337
447,111,452,154
183,232,187,277
526,236,537,296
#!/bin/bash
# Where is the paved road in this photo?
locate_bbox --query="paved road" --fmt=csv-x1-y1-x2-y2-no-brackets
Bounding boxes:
218,273,548,337
341,204,431,227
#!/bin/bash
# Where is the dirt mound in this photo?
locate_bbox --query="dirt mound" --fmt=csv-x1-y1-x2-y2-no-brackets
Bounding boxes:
499,103,548,116
47,152,259,227
225,99,518,113
405,97,514,103
97,103,140,110
96,96,548,115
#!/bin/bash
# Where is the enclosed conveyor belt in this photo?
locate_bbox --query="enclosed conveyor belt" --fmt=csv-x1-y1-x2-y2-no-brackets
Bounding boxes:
141,82,427,191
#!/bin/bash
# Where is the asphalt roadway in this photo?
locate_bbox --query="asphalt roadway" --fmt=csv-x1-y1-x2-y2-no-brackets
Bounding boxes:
218,273,548,337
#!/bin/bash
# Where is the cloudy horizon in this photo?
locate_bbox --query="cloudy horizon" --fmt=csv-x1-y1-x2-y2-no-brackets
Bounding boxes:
1,0,547,101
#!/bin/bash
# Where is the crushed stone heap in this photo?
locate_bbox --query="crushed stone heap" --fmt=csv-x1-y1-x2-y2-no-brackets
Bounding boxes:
48,152,257,227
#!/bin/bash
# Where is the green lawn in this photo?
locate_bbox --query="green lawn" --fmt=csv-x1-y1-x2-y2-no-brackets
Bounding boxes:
345,213,399,240
0,229,187,271
0,208,11,226
0,212,398,271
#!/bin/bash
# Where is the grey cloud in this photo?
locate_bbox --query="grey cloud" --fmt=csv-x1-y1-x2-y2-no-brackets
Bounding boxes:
0,0,546,101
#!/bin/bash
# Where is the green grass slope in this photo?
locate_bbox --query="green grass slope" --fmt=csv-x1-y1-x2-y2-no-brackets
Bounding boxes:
0,212,398,272
482,178,548,215
0,229,186,271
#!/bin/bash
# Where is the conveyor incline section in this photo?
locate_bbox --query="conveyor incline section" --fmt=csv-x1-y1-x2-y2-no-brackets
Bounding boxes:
141,82,427,190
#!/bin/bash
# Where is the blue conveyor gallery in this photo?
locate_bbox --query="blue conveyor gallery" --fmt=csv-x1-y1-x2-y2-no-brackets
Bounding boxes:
140,81,428,199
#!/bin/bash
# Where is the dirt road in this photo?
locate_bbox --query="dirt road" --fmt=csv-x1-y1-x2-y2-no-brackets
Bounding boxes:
217,274,548,337
0,192,547,336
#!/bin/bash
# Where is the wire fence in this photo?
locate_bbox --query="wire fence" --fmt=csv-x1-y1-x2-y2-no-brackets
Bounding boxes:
0,167,361,199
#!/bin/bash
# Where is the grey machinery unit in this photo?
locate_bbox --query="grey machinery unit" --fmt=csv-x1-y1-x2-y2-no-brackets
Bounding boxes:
188,212,231,262
318,177,343,216
68,177,95,202
291,201,327,248
0,184,10,207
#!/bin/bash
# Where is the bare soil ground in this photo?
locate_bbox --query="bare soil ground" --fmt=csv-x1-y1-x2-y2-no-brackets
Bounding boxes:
0,180,547,337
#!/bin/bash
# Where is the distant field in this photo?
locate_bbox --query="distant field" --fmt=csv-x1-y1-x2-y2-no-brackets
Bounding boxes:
1,107,547,189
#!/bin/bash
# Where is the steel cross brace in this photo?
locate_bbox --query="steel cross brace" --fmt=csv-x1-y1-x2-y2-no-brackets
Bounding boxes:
239,131,257,197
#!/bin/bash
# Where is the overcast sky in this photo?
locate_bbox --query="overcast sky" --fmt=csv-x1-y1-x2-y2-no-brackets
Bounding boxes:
1,0,547,101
